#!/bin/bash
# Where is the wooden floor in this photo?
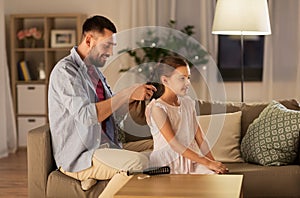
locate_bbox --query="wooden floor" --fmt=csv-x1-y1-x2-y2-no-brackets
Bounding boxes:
0,149,27,198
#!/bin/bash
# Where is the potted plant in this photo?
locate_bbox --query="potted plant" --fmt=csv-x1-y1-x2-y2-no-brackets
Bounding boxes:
118,20,209,79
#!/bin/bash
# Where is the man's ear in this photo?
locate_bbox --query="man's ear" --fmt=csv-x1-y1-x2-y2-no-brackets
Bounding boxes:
84,33,92,48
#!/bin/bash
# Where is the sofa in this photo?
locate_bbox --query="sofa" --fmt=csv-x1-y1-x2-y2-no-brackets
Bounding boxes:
27,99,300,198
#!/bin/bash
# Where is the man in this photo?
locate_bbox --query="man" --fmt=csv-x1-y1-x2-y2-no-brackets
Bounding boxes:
48,15,156,197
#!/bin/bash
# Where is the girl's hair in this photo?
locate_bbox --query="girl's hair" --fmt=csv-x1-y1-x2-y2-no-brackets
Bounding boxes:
131,56,188,124
157,55,188,76
148,55,188,99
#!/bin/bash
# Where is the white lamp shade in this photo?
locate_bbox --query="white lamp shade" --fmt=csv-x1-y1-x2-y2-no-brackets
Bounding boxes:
212,0,271,35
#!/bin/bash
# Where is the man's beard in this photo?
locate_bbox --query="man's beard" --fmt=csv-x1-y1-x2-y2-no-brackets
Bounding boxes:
86,53,109,68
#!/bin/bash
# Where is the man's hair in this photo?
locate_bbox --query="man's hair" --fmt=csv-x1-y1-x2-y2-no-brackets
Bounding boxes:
82,15,117,35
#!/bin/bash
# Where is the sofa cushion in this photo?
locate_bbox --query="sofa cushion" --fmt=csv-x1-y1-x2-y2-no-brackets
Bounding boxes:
197,111,244,162
120,118,152,143
241,103,268,138
47,170,108,198
117,100,152,143
122,99,242,142
241,101,300,166
241,99,300,138
225,163,300,198
196,100,241,115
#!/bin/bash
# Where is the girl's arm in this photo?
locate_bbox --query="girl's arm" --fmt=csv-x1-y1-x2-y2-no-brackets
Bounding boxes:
195,125,215,161
151,105,227,173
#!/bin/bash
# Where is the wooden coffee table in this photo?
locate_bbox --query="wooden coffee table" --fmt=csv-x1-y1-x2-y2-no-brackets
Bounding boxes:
114,174,243,198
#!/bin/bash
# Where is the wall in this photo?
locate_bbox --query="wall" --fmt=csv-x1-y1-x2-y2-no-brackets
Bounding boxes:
4,0,265,102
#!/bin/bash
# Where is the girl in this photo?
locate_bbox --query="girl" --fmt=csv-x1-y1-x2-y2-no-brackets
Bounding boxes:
145,56,228,174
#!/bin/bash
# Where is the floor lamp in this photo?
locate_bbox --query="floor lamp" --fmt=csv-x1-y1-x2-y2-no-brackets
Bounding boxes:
212,0,271,102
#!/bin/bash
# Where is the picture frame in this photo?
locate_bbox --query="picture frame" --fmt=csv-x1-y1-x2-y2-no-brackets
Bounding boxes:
51,30,76,48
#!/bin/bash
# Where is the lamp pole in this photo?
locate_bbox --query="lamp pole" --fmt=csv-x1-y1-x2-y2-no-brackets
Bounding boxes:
240,33,244,102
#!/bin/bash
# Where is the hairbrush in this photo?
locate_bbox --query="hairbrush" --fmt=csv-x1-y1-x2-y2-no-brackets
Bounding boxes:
127,166,170,176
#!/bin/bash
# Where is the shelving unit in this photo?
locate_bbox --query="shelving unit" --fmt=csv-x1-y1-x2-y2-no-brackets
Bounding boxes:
10,13,86,147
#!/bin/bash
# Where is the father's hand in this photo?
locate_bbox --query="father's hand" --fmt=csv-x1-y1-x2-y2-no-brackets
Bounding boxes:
130,84,157,101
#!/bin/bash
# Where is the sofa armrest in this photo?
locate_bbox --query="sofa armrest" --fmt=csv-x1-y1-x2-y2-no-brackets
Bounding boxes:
27,123,55,198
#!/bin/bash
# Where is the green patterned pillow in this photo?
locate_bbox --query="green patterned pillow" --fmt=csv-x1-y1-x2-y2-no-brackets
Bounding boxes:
241,101,300,166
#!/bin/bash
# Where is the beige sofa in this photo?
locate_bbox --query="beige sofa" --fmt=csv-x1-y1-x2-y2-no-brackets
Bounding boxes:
27,99,300,198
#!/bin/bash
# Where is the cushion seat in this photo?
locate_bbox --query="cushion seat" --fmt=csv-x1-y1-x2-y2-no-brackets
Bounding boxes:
46,170,109,198
225,163,300,198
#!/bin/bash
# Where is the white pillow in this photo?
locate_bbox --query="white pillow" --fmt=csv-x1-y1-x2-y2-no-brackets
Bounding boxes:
197,111,244,163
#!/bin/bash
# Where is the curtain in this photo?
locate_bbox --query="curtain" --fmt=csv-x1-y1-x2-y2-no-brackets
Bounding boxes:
198,1,217,60
118,0,158,30
117,0,177,29
105,0,176,88
263,0,300,101
197,0,220,101
0,0,17,158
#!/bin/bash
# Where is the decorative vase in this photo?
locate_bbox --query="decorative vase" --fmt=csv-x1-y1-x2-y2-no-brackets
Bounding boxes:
24,38,36,48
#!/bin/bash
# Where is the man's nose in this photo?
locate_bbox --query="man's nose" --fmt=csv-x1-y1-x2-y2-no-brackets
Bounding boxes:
108,47,113,55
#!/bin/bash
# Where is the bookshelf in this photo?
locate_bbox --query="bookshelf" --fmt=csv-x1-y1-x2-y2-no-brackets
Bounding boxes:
10,13,86,147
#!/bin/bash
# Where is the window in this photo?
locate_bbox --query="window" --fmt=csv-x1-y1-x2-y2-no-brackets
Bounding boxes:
217,35,265,81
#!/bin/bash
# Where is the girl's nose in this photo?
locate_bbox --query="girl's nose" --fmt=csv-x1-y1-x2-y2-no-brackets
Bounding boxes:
186,78,191,86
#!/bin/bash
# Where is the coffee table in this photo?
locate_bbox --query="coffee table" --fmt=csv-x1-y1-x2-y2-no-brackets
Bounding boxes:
114,174,243,198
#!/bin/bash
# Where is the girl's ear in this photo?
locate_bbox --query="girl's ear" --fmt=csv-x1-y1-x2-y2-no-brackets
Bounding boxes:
161,76,168,85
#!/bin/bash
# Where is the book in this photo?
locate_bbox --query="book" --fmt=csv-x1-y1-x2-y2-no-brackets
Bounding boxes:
17,61,24,81
19,60,31,81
